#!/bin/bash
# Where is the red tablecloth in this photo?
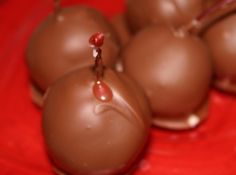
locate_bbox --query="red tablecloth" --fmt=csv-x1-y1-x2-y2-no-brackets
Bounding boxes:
1,0,236,174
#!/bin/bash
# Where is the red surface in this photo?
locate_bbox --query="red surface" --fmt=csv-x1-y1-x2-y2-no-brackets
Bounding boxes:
1,0,236,175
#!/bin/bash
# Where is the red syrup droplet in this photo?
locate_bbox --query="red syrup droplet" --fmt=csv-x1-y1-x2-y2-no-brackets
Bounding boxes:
93,80,113,102
89,32,105,48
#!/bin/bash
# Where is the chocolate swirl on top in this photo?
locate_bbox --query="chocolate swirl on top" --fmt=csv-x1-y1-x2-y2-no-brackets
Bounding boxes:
42,67,151,175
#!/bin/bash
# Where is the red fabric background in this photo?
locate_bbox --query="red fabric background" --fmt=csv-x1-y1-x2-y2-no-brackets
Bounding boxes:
1,0,236,174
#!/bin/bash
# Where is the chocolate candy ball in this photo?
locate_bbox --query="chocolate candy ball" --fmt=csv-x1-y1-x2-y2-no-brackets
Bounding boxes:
42,67,151,175
122,25,212,129
27,5,120,92
126,0,205,33
203,13,236,93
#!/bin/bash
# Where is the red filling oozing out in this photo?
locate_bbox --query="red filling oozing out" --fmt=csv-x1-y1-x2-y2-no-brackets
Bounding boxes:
93,80,113,102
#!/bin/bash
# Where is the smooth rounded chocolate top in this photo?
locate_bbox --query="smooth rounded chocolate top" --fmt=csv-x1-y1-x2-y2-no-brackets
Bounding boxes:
203,13,236,85
42,67,151,175
122,25,212,118
27,5,120,91
126,0,205,33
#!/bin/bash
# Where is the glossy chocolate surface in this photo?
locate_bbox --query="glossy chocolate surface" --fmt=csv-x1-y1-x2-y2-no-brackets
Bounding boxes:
111,14,132,73
111,14,132,48
122,25,212,129
27,5,120,92
43,67,151,175
204,13,236,93
126,0,205,33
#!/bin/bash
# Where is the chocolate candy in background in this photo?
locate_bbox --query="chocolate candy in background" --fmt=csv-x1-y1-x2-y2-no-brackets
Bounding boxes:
203,13,236,94
42,67,151,175
111,14,132,48
125,0,206,33
122,25,212,130
111,14,132,73
27,5,120,93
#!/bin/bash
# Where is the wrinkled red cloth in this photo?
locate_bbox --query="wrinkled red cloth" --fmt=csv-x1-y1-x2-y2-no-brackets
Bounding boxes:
1,0,236,174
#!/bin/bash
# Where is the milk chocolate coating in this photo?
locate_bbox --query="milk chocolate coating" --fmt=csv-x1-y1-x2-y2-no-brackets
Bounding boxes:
126,0,205,33
122,25,212,129
111,14,132,73
203,13,236,93
43,67,151,175
27,5,120,92
111,14,132,48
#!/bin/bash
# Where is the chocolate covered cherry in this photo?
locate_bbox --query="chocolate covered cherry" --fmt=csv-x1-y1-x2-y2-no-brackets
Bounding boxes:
42,33,151,175
122,25,212,130
126,0,206,33
204,13,236,93
27,1,120,94
122,0,236,130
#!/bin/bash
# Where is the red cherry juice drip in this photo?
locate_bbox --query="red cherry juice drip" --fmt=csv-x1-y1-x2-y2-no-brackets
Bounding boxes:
93,81,113,102
89,32,113,102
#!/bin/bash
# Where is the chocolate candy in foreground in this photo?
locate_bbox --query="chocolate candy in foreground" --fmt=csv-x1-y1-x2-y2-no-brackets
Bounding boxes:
42,67,151,175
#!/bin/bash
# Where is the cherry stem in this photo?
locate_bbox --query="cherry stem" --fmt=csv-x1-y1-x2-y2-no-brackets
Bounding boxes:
89,33,113,102
94,48,104,81
54,0,61,14
182,0,236,34
89,32,105,82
